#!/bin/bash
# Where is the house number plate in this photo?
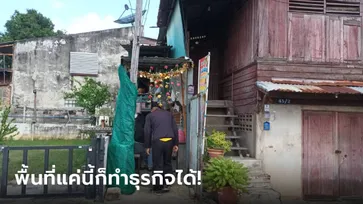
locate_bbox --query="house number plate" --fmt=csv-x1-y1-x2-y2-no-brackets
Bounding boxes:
277,99,291,104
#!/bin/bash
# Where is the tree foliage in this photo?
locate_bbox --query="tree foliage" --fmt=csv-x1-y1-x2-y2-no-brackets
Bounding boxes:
64,77,112,115
0,9,65,42
0,104,19,144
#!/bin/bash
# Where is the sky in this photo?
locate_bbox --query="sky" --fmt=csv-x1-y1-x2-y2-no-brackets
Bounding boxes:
0,0,160,39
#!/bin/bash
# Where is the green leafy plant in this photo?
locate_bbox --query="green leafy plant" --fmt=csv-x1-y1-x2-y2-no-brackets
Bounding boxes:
203,157,249,193
64,77,111,115
0,104,19,144
206,130,232,152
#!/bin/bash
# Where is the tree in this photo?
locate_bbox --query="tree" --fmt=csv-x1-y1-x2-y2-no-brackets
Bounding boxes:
0,9,65,42
64,77,112,115
0,104,18,144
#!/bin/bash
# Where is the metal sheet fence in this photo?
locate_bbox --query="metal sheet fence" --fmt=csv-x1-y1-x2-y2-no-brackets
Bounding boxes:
187,96,203,197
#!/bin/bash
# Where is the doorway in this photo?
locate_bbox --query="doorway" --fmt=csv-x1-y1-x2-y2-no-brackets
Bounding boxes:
302,111,363,200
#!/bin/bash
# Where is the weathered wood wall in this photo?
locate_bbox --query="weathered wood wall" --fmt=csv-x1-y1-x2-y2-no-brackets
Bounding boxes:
204,0,363,113
257,0,363,80
220,0,259,113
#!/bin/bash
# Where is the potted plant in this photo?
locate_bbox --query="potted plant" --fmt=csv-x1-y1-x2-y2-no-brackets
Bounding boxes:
203,157,249,204
206,130,232,158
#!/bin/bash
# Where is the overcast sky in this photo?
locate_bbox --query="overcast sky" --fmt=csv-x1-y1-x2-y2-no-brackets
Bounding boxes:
0,0,160,39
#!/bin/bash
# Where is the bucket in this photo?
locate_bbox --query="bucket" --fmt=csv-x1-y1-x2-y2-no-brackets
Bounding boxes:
178,129,186,143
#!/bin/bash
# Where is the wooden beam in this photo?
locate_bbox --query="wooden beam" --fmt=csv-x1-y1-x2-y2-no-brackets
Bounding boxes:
121,56,192,70
0,53,13,56
0,44,13,48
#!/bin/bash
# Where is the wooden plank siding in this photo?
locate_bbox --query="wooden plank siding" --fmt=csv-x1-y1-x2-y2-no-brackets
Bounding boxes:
257,62,363,81
219,0,258,113
258,0,289,59
259,0,362,62
256,0,363,81
216,0,363,113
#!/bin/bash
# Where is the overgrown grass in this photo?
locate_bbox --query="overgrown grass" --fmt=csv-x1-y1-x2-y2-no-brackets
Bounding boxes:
0,139,91,180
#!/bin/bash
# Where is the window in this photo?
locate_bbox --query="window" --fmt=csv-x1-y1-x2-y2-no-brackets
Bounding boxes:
65,99,77,108
70,52,99,76
289,0,360,16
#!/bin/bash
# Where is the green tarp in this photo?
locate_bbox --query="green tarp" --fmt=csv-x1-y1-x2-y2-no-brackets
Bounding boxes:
106,65,137,195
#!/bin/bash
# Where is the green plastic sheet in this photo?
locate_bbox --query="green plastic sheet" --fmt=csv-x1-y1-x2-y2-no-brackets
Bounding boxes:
106,65,137,195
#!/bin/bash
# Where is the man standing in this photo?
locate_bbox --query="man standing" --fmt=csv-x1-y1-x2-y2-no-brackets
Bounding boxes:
144,102,179,193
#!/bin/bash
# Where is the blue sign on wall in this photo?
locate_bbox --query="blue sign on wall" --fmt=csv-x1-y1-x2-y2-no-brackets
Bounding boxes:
263,121,270,131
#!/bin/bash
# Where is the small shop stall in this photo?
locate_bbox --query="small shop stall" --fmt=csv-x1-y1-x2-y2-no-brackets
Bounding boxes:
120,45,193,169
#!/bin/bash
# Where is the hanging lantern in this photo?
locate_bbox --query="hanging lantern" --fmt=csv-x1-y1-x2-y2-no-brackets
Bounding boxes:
150,66,154,70
171,82,174,85
177,82,181,87
164,65,168,69
165,85,169,89
166,92,171,96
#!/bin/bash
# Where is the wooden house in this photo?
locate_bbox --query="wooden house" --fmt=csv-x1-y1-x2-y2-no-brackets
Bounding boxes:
158,0,363,200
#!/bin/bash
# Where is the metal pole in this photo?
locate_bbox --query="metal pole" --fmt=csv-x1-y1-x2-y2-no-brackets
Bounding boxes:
130,0,143,86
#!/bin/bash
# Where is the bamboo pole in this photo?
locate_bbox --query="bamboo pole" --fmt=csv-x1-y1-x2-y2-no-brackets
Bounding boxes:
180,74,187,135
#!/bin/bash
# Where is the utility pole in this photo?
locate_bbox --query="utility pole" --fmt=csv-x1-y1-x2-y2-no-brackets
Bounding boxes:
130,0,143,85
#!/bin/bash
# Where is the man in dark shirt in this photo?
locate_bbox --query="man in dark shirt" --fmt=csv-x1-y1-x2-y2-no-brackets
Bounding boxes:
144,102,179,193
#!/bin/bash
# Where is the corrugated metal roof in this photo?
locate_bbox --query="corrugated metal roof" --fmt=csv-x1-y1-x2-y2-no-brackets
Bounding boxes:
256,81,363,94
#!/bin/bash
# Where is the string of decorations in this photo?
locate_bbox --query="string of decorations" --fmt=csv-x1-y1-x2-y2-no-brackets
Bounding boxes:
138,62,192,108
138,62,191,82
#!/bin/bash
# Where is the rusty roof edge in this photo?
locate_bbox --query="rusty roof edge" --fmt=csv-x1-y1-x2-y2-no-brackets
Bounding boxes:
271,78,363,87
256,81,363,95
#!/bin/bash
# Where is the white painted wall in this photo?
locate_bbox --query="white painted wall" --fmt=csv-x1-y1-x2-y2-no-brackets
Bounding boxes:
13,123,91,139
255,104,363,198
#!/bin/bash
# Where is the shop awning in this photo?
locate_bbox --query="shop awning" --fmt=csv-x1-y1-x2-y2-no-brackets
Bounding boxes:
256,80,363,95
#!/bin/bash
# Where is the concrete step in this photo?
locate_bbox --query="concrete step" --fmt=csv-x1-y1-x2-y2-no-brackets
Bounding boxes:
207,100,233,108
248,170,268,176
248,181,272,188
249,175,271,183
227,157,263,169
231,147,248,150
225,136,242,139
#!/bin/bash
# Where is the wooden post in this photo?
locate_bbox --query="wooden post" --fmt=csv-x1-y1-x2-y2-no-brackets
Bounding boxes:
181,74,187,136
130,0,143,85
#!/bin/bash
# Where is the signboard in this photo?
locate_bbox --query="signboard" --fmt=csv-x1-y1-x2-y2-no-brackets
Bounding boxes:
198,54,210,94
197,53,211,156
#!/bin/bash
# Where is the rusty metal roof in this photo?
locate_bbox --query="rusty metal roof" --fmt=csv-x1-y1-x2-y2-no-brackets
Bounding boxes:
256,81,363,94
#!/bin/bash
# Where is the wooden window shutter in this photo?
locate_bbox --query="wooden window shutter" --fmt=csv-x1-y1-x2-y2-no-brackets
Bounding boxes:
289,0,325,14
